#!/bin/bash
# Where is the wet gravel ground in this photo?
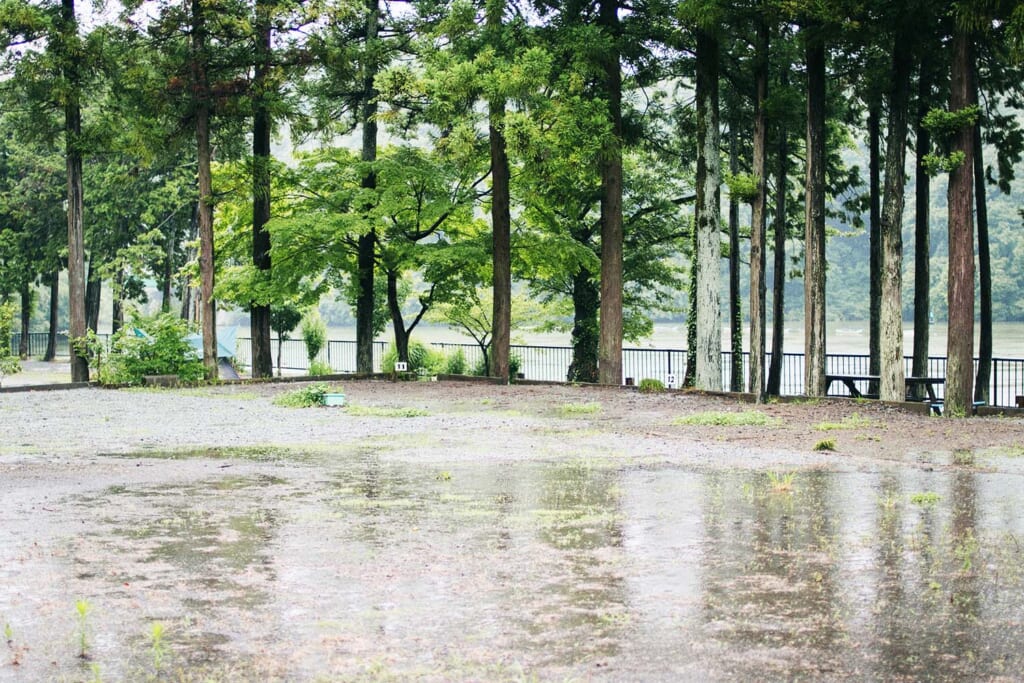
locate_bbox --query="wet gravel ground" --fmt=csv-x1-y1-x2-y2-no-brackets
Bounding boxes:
2,379,1024,681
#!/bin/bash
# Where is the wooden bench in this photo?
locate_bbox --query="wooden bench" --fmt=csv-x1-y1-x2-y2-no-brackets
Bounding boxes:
824,374,879,399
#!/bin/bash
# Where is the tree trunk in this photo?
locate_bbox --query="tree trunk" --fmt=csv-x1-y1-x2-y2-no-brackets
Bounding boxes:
911,60,931,396
112,266,124,335
685,214,696,387
193,0,217,380
63,0,88,382
85,259,101,333
356,0,380,375
767,94,789,397
487,2,511,384
18,283,31,359
868,104,881,396
945,28,975,415
879,35,913,403
803,32,827,397
386,269,409,364
597,0,623,386
161,230,174,312
727,119,742,392
748,16,769,401
567,267,599,383
44,269,58,361
973,106,991,404
249,0,274,379
695,27,722,391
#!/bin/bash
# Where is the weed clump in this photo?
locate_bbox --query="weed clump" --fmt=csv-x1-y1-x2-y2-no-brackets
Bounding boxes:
637,378,665,393
673,410,780,427
813,438,837,451
273,383,334,408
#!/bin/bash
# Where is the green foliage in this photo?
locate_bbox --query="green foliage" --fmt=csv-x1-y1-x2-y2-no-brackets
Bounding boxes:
443,348,467,375
725,172,760,203
273,383,334,408
910,491,941,506
308,360,333,377
271,305,303,341
382,340,446,375
673,410,781,427
300,311,327,362
637,378,665,393
0,303,21,385
922,105,981,138
86,312,205,386
813,439,837,451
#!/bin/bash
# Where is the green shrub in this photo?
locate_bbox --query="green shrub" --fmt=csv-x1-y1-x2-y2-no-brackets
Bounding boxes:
382,340,445,374
0,303,21,386
509,354,522,378
89,312,205,386
308,360,333,376
638,378,665,393
444,348,467,375
273,382,332,408
301,312,327,363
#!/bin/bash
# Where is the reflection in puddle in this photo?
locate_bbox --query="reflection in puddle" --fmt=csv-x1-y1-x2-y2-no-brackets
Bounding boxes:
4,455,1024,680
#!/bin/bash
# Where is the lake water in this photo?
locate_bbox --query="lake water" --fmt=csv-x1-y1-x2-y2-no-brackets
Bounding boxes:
342,321,1024,359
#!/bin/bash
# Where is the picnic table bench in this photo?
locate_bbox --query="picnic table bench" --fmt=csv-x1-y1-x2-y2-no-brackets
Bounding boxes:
826,374,984,415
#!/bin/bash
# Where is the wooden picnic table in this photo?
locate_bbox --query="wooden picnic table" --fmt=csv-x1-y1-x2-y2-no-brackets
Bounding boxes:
824,374,879,399
825,374,945,402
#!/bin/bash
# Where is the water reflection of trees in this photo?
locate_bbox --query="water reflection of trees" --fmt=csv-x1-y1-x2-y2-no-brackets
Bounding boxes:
700,470,844,676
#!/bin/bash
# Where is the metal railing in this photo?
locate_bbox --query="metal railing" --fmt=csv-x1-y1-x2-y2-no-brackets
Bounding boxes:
10,331,1024,408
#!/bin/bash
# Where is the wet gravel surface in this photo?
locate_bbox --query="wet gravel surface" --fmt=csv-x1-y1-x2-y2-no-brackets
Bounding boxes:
2,379,1024,681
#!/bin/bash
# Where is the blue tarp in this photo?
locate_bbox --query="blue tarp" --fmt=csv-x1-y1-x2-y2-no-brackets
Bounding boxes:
185,326,237,359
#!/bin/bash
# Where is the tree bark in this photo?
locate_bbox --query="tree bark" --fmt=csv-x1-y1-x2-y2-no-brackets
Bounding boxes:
386,269,409,363
161,229,174,312
18,284,30,359
488,2,511,384
567,267,599,383
911,60,931,396
945,27,975,415
63,0,87,382
597,0,623,386
356,0,380,375
767,88,789,397
727,119,742,392
685,214,697,387
879,35,913,403
44,269,58,361
695,27,722,391
803,31,827,397
193,0,217,380
112,266,124,335
973,105,991,404
748,16,768,401
85,259,101,333
868,104,881,396
249,0,274,379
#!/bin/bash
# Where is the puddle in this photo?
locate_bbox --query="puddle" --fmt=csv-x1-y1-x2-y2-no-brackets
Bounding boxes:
2,454,1024,680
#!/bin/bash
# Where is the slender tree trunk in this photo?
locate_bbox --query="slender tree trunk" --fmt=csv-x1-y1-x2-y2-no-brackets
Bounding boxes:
911,60,931,395
249,0,274,378
685,215,697,387
868,105,881,396
879,35,913,402
597,0,623,386
44,269,58,361
386,269,409,363
748,16,769,401
193,0,217,380
162,230,174,312
85,260,101,333
695,27,722,391
488,2,511,384
356,0,380,375
18,284,30,359
112,266,125,335
63,0,87,382
767,88,789,396
945,27,975,415
803,31,827,397
276,333,283,377
973,108,991,404
567,267,599,383
727,120,742,392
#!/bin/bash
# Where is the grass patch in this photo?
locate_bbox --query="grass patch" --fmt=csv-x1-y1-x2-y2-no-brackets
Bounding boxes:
558,402,602,416
814,412,875,431
767,470,797,493
813,438,837,451
983,445,1024,458
273,383,336,408
910,491,941,507
672,410,780,427
637,378,665,394
346,405,430,418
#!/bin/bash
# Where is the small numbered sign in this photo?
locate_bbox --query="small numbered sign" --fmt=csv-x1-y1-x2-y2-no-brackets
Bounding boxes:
395,362,408,372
